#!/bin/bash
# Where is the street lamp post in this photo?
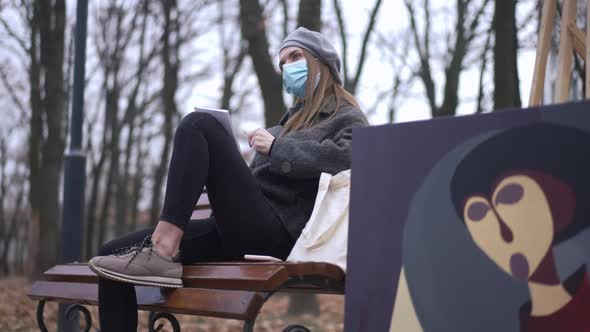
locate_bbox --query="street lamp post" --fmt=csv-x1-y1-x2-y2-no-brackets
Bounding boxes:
58,0,88,331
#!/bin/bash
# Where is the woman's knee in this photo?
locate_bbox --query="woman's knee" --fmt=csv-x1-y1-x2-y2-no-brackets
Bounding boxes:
179,111,218,132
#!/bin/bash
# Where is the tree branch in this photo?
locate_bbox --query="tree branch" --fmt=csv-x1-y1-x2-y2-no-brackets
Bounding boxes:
351,0,383,94
404,0,425,60
476,25,493,113
0,64,27,115
436,0,468,117
465,0,492,43
0,15,28,53
221,43,248,110
333,0,348,85
280,0,288,38
404,0,437,113
424,0,431,60
0,39,28,69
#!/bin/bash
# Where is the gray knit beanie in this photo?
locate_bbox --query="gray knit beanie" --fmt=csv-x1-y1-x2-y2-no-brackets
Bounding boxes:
280,27,343,86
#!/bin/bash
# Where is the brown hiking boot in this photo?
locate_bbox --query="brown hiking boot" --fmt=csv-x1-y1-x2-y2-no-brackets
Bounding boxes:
89,236,183,288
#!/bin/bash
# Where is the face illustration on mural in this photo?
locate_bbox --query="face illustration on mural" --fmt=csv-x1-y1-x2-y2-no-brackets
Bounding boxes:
462,174,556,281
445,123,590,329
450,124,584,286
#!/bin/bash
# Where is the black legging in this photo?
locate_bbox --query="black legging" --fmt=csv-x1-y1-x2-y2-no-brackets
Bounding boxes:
97,112,294,331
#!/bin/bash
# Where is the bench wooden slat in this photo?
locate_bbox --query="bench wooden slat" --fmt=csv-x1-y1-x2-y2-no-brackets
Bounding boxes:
194,262,345,284
43,262,344,293
44,264,97,283
283,262,345,283
29,281,265,320
159,287,264,319
182,265,289,290
43,264,289,291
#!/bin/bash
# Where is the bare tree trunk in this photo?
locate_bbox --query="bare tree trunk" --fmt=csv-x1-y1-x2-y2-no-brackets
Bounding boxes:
2,187,25,274
97,161,114,247
29,0,67,278
97,87,120,247
150,0,181,225
26,0,43,277
17,212,29,274
0,137,7,274
297,0,321,31
129,120,147,232
239,0,286,127
493,0,521,110
220,48,247,111
85,127,108,258
218,0,248,111
149,125,171,226
280,0,289,38
116,122,134,236
476,27,493,114
437,0,468,117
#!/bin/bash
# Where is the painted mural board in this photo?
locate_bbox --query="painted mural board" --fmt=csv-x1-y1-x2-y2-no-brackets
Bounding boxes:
345,101,590,332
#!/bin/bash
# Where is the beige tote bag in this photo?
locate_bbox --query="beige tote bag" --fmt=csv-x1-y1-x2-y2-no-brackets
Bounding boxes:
287,169,351,271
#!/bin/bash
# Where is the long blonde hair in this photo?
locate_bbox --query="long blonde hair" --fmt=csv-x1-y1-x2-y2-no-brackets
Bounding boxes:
281,50,359,135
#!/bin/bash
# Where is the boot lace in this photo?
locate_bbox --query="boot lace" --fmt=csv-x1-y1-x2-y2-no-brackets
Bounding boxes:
112,235,154,268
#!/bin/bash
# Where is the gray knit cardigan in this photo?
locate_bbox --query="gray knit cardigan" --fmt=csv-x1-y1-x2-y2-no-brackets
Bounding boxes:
249,95,369,239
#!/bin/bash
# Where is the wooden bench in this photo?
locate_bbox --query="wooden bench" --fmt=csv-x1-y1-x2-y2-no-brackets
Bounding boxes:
28,195,346,331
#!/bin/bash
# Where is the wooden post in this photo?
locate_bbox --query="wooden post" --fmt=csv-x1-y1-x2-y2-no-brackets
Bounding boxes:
568,22,586,59
529,0,556,106
555,0,577,103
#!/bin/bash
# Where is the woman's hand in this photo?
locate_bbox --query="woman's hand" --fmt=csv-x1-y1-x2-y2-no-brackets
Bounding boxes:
248,128,275,155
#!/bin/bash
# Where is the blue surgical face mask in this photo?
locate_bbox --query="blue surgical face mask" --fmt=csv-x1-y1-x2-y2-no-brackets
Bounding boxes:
282,60,320,98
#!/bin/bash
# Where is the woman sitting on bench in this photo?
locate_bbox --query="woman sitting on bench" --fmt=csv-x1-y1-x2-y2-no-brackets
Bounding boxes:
89,27,368,331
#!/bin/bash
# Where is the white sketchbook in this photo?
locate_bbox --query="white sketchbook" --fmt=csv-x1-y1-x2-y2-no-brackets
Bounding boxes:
193,106,239,149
